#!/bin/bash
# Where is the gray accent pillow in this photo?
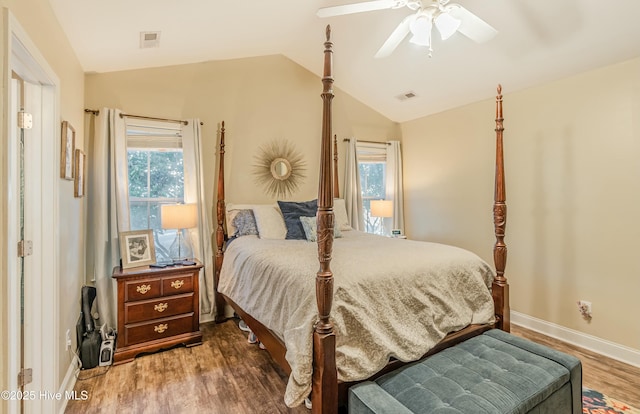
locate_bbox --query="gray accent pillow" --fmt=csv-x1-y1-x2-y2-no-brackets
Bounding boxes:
231,209,258,237
300,216,342,242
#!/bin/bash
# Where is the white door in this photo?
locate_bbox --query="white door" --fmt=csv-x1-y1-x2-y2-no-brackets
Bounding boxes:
9,72,44,414
9,74,28,414
22,81,40,414
5,14,60,414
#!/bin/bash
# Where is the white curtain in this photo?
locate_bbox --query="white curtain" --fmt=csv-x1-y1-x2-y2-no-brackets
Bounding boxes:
386,140,405,234
344,138,364,230
181,119,215,317
86,108,129,330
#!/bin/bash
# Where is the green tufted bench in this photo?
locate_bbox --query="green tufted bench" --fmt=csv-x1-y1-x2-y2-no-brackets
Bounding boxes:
349,329,582,414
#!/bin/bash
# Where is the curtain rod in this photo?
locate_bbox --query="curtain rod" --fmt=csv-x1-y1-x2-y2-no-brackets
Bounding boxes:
120,112,189,125
84,109,204,126
343,138,390,145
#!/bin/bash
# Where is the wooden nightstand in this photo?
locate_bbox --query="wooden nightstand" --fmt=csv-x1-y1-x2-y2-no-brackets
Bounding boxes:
112,260,203,364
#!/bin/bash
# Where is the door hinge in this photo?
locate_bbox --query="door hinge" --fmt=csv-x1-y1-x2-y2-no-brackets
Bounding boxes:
17,111,33,130
18,240,33,257
18,368,33,387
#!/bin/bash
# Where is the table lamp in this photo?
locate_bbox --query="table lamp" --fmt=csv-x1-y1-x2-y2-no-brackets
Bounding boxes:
370,199,393,236
161,203,198,263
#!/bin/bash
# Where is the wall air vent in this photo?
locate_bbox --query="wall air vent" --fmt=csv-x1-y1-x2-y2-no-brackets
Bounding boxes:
396,91,417,101
140,31,161,49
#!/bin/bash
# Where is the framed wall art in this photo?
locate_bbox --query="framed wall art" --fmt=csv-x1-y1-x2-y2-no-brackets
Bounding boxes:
74,149,86,197
60,121,75,180
119,229,156,269
253,139,306,198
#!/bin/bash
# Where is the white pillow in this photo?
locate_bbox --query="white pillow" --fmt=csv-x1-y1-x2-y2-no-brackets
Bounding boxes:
333,198,352,231
252,205,287,239
226,203,287,239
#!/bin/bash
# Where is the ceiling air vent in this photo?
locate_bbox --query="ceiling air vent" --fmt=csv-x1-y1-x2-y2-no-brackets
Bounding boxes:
396,91,417,101
140,31,161,49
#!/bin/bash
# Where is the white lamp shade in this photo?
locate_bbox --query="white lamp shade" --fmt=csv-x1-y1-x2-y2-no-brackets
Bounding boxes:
161,203,198,229
370,200,393,218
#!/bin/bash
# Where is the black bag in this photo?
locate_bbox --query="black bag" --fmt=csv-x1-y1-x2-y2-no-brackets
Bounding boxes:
79,286,101,369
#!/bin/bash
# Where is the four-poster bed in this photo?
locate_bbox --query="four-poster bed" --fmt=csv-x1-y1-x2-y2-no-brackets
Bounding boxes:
212,26,509,414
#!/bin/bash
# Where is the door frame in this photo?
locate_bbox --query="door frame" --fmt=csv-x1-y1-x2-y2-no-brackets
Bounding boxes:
1,9,60,413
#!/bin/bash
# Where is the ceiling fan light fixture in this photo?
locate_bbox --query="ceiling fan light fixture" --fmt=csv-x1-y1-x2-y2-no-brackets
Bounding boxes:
409,14,432,46
317,0,497,59
434,11,461,40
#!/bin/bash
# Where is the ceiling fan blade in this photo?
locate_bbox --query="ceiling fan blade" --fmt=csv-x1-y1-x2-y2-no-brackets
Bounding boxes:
374,14,414,58
316,0,398,18
448,5,498,43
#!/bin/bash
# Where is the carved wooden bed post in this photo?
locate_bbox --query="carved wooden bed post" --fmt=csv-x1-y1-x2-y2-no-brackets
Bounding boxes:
214,121,228,322
492,85,510,332
333,135,340,198
312,25,338,414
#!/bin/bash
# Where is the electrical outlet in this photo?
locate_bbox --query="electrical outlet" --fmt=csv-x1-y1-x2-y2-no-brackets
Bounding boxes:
65,329,72,350
577,300,592,320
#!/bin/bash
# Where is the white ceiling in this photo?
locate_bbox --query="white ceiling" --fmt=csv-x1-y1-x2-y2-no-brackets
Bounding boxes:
49,0,640,123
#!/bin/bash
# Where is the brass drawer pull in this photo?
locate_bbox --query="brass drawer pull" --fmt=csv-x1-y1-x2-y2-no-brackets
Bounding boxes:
136,284,152,294
154,302,168,313
171,280,184,289
154,324,168,334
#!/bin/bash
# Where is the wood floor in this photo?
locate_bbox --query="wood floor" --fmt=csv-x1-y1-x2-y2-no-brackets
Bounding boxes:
65,321,640,413
511,324,640,408
65,320,307,414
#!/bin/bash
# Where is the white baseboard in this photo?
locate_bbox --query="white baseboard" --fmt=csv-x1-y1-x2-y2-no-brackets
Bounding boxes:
56,354,80,414
511,311,640,368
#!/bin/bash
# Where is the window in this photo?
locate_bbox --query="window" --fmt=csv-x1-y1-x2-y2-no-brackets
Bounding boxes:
357,142,387,235
126,121,184,262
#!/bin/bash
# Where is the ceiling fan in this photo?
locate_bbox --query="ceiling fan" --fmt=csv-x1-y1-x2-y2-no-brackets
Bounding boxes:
316,0,498,58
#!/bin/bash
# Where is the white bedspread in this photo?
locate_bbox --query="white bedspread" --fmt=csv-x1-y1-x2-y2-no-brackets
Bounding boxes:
218,231,495,407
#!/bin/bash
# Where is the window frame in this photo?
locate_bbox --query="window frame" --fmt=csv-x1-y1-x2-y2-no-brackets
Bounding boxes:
356,142,388,235
125,119,186,262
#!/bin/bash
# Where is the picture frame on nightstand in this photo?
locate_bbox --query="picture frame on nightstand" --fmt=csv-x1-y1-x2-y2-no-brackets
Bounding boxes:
119,229,156,269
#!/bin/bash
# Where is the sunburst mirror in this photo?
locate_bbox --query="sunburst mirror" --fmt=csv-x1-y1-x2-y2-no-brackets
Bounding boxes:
253,139,306,198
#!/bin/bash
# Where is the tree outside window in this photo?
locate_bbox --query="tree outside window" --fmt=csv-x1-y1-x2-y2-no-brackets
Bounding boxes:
128,149,184,262
359,161,386,235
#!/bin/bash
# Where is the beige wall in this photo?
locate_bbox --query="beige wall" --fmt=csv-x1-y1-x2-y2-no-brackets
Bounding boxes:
85,54,399,224
402,57,640,351
4,0,634,403
1,3,397,407
1,0,85,406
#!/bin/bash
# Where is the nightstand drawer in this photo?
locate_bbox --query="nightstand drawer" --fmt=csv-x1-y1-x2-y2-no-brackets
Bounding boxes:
124,313,194,347
124,293,194,324
162,274,194,295
125,278,161,301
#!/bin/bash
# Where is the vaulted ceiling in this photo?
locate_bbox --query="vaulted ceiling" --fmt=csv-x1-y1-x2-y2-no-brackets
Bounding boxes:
49,0,640,122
